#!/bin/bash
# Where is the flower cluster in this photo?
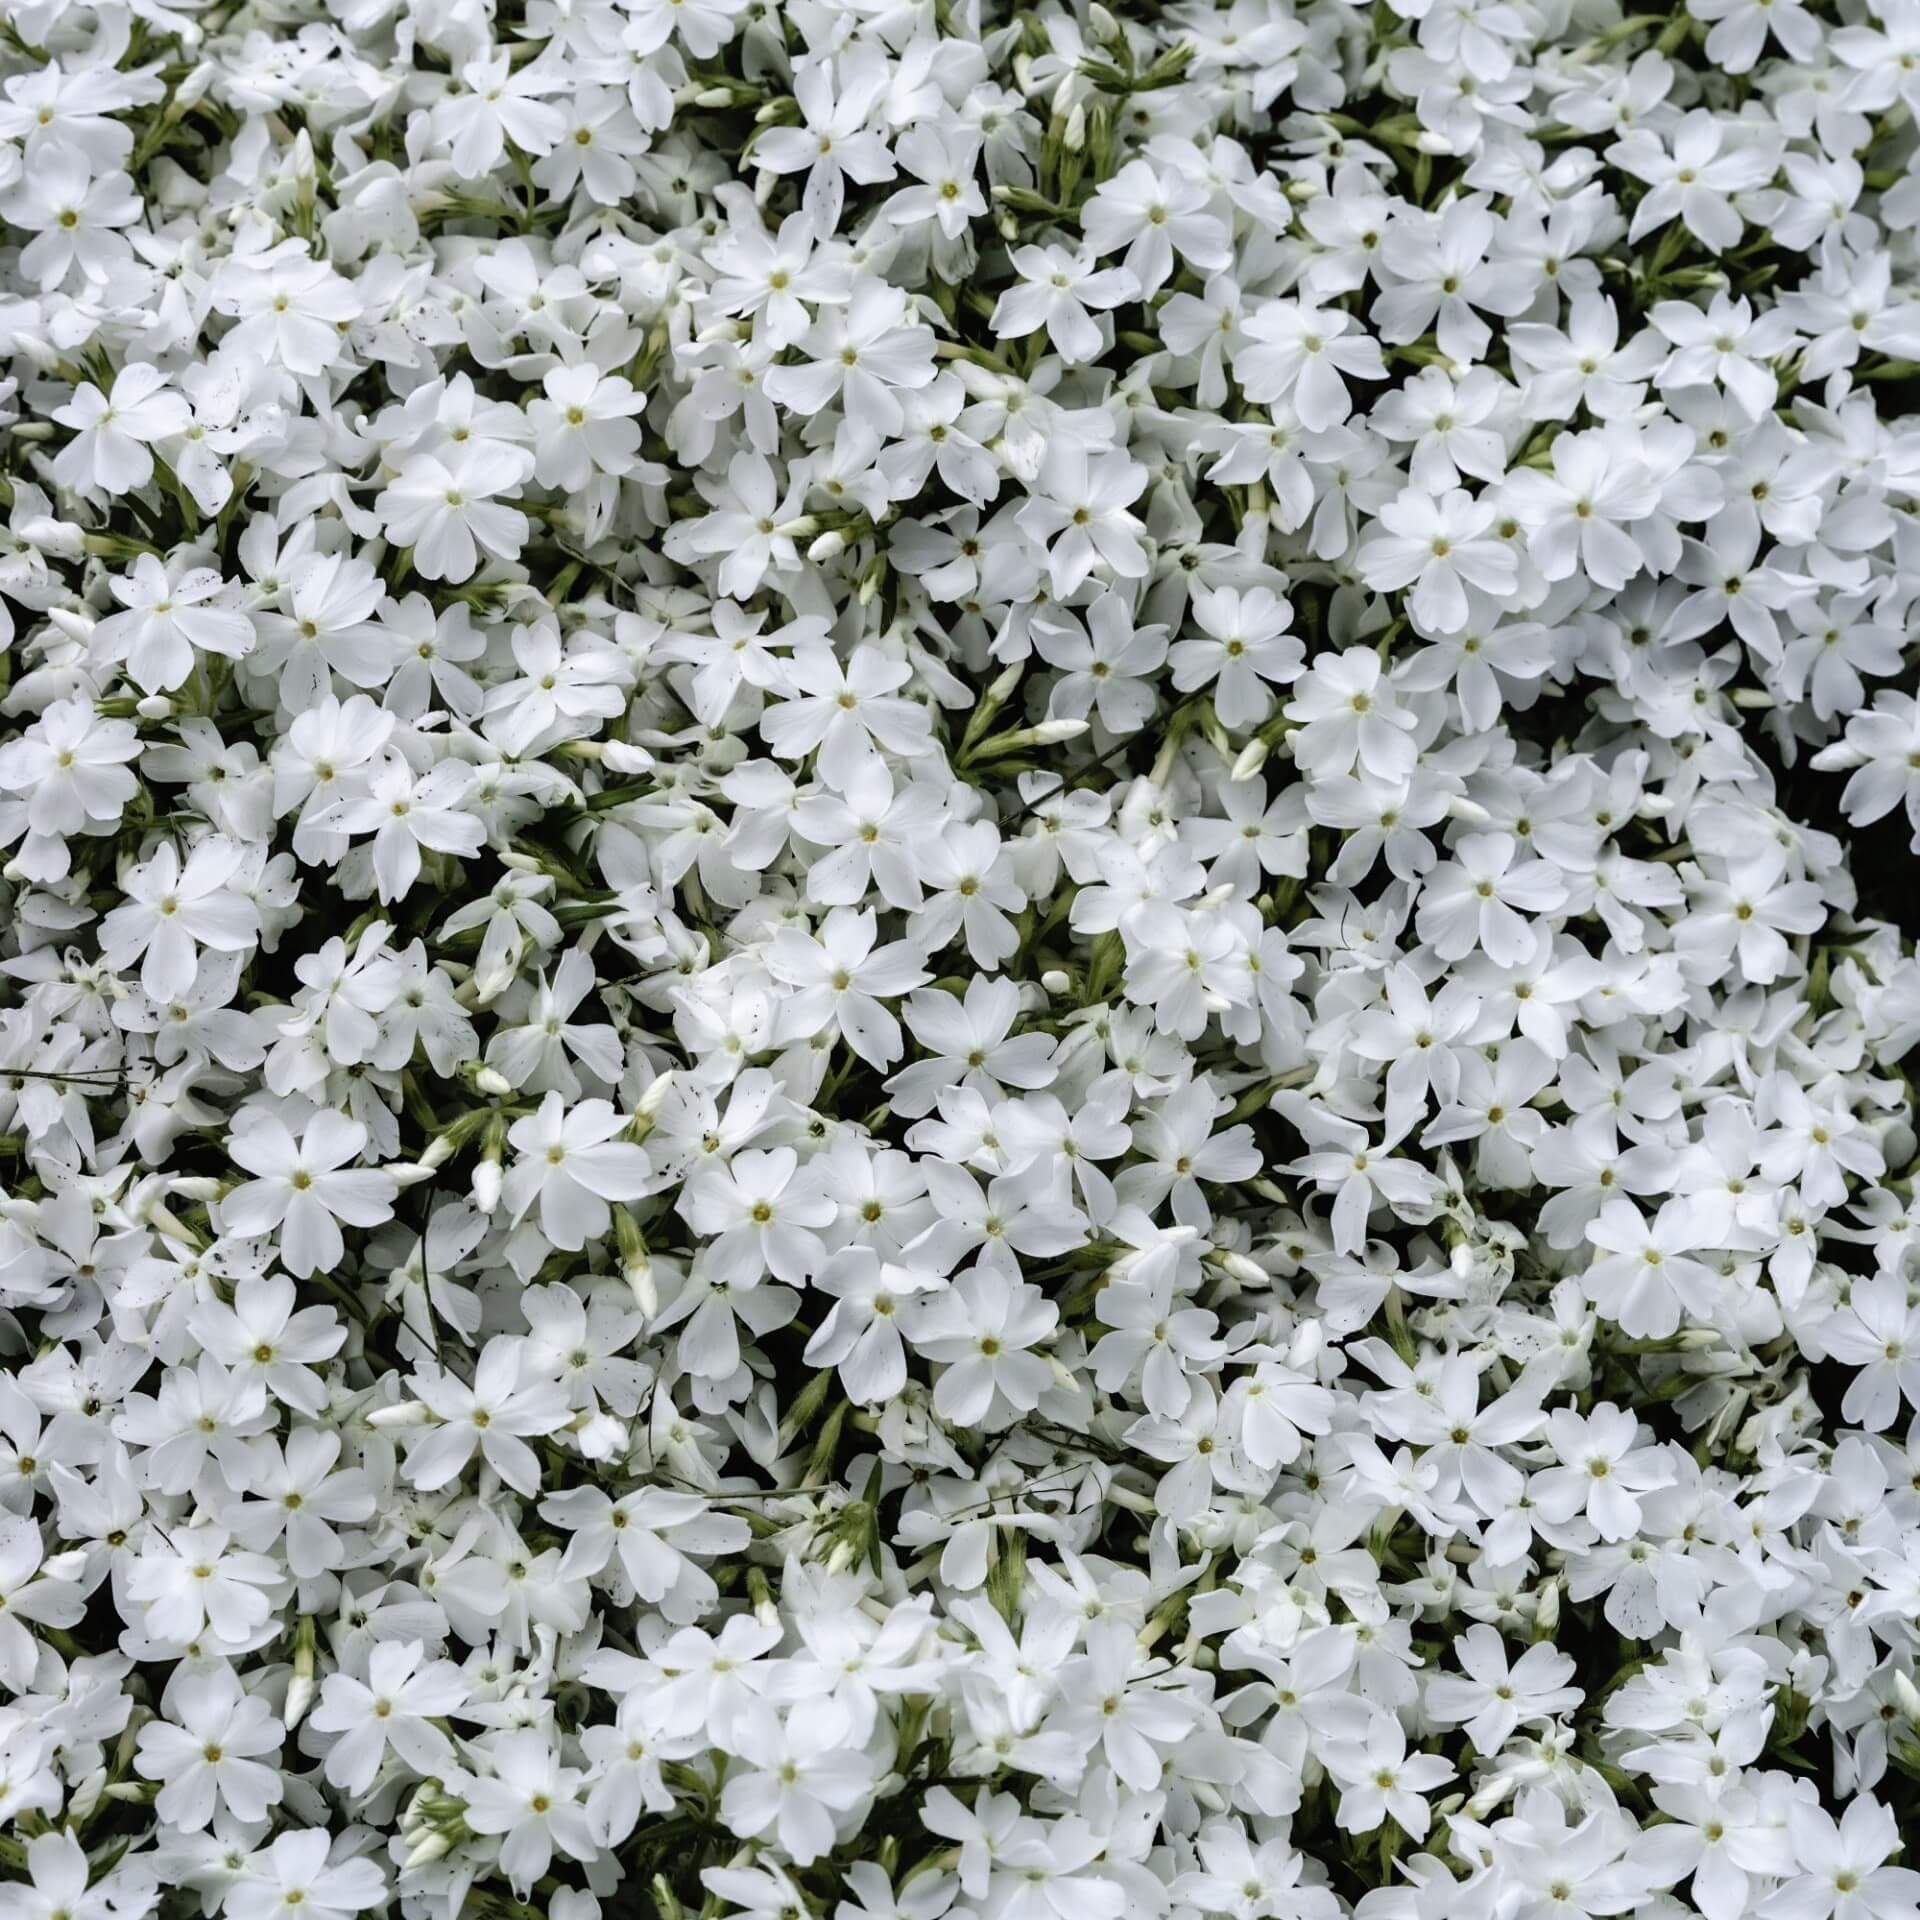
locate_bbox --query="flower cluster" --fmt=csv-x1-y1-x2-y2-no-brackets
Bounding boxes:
4,0,1920,1915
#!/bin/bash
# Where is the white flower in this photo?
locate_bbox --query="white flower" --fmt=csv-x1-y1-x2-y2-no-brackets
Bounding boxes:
1533,1404,1677,1541
1017,445,1152,596
134,1663,285,1831
1425,1623,1581,1751
1081,159,1232,295
222,1831,385,1920
50,365,190,495
97,556,255,693
990,245,1135,363
5,3,1920,1915
904,1264,1057,1426
1322,1712,1455,1838
2,148,139,287
310,752,487,901
4,1831,150,1920
100,836,258,1001
461,1731,598,1893
0,1517,85,1690
1357,486,1520,636
718,1703,876,1865
0,696,139,871
307,1639,466,1794
396,1342,564,1510
222,1111,399,1278
752,52,897,237
1236,300,1386,431
503,1094,653,1252
375,444,534,583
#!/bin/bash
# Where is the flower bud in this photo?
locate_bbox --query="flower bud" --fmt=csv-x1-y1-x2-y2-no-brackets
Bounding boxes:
176,61,216,107
285,1614,317,1729
367,1400,434,1429
1214,1249,1268,1288
417,1131,458,1171
1895,1670,1920,1727
1534,1578,1560,1639
68,1766,107,1824
404,1832,454,1870
1231,738,1268,782
45,606,96,643
472,1158,503,1213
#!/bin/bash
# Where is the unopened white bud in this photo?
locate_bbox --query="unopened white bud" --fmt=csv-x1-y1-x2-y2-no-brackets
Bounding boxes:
1467,1778,1514,1820
176,61,216,107
1894,1670,1920,1726
146,1198,203,1248
1289,1317,1324,1369
418,1132,458,1171
404,1832,454,1870
627,1254,659,1318
45,606,96,643
1534,1578,1560,1637
472,1159,503,1213
1214,1249,1268,1287
68,1766,108,1824
367,1401,434,1430
285,1666,315,1732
